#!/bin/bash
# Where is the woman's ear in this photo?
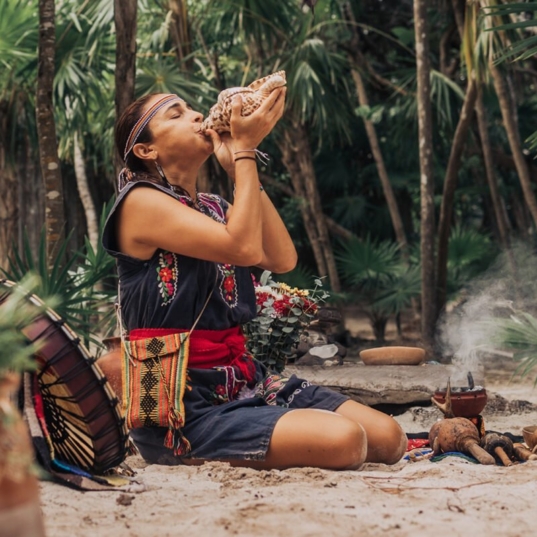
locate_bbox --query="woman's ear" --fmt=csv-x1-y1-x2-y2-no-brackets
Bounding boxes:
132,142,157,162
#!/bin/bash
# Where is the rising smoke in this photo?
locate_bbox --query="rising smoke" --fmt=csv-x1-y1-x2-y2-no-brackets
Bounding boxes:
435,242,537,385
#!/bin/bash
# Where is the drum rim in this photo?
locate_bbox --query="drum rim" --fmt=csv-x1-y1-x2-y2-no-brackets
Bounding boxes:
0,278,129,473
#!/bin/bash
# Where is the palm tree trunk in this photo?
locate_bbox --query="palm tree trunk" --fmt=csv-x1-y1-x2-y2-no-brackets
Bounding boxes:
474,86,511,250
0,103,18,269
114,0,137,176
436,78,477,315
279,126,341,292
169,0,192,69
73,133,99,252
0,165,18,271
342,1,408,257
490,62,537,230
350,68,409,256
414,0,436,347
36,0,65,265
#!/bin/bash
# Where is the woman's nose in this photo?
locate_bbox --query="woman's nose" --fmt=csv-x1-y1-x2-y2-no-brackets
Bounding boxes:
192,111,203,122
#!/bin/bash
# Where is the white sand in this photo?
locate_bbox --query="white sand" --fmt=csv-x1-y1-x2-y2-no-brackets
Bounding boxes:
39,371,537,537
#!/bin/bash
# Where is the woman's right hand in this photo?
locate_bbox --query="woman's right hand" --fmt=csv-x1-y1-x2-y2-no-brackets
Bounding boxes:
229,87,286,150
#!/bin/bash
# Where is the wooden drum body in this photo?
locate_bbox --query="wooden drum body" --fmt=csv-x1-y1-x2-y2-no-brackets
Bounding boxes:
0,279,129,474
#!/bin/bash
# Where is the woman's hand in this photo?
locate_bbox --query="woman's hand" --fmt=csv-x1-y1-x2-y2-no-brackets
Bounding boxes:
206,87,286,177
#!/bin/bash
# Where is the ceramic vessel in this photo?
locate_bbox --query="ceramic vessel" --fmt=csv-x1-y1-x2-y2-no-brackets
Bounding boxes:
359,346,426,366
433,388,488,417
522,425,537,450
0,372,46,537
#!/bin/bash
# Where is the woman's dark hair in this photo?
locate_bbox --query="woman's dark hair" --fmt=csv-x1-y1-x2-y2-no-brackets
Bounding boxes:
114,94,194,202
115,94,158,176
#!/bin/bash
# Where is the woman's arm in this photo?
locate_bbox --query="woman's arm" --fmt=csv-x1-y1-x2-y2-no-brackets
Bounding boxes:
225,192,297,273
116,89,285,266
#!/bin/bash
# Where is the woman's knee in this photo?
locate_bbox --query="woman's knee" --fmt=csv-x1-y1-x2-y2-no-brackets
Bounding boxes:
371,418,407,465
331,419,368,470
267,410,368,470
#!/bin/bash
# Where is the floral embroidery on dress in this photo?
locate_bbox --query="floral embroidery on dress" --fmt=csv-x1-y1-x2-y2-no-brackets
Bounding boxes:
286,380,311,406
218,263,238,308
156,251,178,305
210,366,245,404
197,193,226,223
255,373,291,406
209,384,229,405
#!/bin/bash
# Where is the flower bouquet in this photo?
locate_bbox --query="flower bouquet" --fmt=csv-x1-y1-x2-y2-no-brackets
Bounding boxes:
243,271,329,372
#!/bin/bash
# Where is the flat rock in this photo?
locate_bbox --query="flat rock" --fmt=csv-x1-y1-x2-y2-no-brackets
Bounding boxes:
283,363,485,406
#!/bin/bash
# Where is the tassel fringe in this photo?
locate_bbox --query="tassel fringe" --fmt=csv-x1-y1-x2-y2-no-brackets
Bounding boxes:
163,407,191,456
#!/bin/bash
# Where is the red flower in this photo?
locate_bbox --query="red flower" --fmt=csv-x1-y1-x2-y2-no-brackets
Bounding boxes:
159,267,173,282
215,385,226,396
223,276,235,292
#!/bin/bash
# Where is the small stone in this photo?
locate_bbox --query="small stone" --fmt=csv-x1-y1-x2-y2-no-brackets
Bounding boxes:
116,494,135,506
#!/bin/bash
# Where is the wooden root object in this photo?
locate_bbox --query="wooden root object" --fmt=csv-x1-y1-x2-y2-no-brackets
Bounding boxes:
429,417,496,465
481,433,514,466
513,443,537,461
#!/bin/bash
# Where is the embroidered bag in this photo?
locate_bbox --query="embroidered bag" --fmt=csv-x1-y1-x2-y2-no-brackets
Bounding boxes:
121,333,191,455
118,274,216,456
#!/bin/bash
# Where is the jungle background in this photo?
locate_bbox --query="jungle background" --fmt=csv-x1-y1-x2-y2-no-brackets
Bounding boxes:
2,0,537,352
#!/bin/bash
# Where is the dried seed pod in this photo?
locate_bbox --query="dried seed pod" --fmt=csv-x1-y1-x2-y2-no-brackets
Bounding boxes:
429,417,495,465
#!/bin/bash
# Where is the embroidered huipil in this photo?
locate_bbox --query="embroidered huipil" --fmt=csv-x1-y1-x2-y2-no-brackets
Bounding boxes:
101,180,349,463
102,181,256,333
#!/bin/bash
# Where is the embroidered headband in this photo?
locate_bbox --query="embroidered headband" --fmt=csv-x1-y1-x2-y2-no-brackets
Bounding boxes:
123,94,180,161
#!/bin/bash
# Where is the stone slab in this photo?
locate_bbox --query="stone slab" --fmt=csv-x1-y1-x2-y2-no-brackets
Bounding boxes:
283,364,485,406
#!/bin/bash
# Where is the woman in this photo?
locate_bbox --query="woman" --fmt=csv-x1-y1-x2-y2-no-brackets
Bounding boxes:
103,88,407,469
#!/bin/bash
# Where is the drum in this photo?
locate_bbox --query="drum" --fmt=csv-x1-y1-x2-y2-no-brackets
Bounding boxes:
0,279,129,474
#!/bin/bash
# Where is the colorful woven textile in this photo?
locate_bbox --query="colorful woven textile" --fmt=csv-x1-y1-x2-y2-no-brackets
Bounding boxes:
122,333,191,455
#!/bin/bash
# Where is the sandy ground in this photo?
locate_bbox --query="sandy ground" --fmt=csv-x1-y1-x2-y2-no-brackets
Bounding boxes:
39,313,537,537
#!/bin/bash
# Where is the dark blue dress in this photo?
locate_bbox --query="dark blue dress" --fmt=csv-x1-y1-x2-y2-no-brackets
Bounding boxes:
103,180,348,464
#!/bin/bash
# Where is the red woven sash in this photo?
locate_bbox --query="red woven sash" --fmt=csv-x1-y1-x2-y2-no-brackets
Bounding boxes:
129,326,256,383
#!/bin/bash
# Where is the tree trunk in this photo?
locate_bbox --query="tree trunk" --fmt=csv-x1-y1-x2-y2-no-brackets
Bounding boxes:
490,62,537,231
73,133,99,252
414,0,436,347
114,0,137,177
342,1,408,257
350,68,409,256
169,0,192,69
0,103,19,270
474,86,511,251
279,125,341,292
36,0,65,265
435,78,477,315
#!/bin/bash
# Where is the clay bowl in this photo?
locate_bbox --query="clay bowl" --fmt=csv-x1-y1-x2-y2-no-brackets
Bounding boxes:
522,425,537,450
359,346,426,366
433,388,488,418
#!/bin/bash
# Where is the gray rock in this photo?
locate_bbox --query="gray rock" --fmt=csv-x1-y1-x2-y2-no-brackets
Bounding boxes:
283,363,486,406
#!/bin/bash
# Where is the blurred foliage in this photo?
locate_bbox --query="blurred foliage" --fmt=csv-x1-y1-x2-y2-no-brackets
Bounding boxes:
1,205,116,347
0,274,57,374
487,311,537,385
1,0,537,345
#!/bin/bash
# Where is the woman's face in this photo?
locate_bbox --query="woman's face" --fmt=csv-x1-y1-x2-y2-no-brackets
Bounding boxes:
137,93,213,169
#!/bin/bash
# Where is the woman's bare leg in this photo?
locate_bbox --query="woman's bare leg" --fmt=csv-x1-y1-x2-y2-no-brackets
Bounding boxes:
182,402,406,470
334,400,407,464
183,408,367,470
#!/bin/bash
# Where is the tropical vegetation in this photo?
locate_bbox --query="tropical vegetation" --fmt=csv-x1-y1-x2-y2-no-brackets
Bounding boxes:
1,0,537,365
